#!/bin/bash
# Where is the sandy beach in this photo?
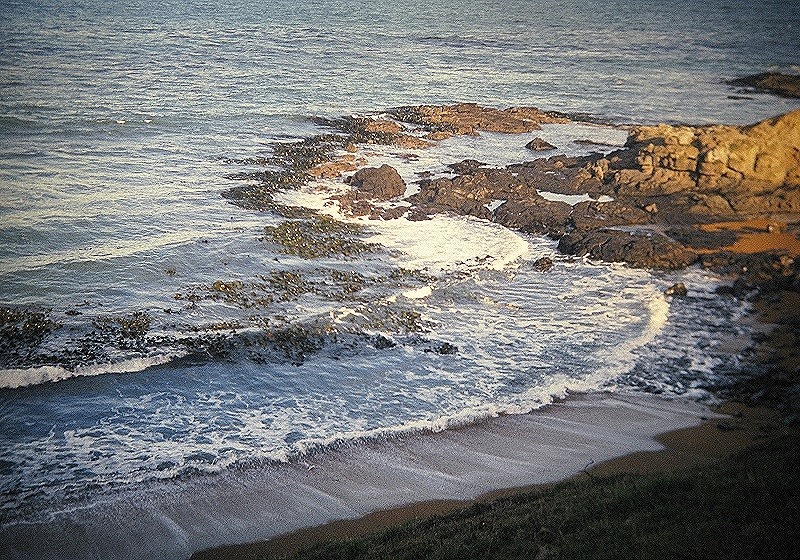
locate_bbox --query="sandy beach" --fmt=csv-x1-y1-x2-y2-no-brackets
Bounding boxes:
3,392,724,560
193,399,788,560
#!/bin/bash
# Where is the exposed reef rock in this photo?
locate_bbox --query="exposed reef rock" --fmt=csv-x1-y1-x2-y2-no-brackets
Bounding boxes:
728,72,800,99
345,164,407,201
558,228,698,269
214,103,800,419
526,137,557,151
388,103,570,135
406,108,800,269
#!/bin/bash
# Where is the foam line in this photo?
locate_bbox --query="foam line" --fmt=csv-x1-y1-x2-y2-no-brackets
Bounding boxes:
0,392,713,560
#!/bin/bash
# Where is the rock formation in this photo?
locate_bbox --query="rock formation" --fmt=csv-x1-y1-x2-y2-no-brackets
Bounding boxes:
345,164,407,201
405,108,800,268
526,137,557,151
608,109,800,219
389,103,570,135
728,72,800,99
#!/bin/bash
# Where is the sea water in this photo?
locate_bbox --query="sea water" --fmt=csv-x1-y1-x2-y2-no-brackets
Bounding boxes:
1,0,799,556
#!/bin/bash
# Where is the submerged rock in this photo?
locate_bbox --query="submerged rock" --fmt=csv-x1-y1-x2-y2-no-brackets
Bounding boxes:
0,306,59,367
727,72,800,98
532,256,554,271
263,215,378,258
665,282,689,297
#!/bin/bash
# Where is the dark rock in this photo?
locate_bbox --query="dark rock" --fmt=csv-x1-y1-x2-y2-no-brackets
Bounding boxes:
448,159,487,174
526,137,557,151
428,342,458,355
664,282,688,297
573,138,622,148
571,200,650,231
666,227,738,250
532,256,554,271
373,335,396,349
510,157,609,196
558,228,697,269
727,72,800,99
410,169,527,219
493,198,572,237
345,164,406,201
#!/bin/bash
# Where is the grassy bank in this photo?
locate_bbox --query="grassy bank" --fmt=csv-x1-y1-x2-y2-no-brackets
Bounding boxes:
271,432,798,560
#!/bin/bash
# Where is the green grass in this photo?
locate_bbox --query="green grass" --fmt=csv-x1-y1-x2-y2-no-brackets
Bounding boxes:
279,435,800,560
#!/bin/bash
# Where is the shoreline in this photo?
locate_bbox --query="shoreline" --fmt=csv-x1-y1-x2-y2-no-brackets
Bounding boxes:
2,102,797,560
194,400,785,560
2,392,718,560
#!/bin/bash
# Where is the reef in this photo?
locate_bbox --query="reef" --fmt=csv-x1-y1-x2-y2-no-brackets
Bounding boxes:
728,72,800,99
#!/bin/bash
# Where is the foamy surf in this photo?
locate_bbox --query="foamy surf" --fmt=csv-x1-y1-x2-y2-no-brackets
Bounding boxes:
0,354,183,389
365,215,532,274
0,393,716,560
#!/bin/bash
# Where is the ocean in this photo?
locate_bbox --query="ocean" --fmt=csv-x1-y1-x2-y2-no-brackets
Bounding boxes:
1,0,799,557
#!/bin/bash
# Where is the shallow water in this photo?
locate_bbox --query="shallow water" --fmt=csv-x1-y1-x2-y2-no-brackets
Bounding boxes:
1,0,798,555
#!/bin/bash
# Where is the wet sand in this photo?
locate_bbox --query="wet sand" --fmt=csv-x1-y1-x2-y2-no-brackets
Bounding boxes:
195,401,782,560
2,393,719,560
697,218,800,256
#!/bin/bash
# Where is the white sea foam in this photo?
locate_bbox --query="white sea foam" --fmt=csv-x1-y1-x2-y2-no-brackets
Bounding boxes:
0,354,181,389
538,191,614,205
275,182,532,275
0,393,714,560
402,285,433,299
365,214,531,273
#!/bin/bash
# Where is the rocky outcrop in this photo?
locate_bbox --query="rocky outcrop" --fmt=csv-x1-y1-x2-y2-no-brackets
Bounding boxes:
345,164,406,201
526,137,557,151
558,228,698,269
728,72,800,99
389,103,570,135
570,200,650,231
608,109,800,218
493,197,572,237
509,158,605,196
403,109,800,269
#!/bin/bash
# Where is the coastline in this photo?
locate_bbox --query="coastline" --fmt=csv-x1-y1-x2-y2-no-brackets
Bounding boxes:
3,0,800,554
192,402,794,560
190,103,800,560
193,400,785,560
2,99,797,559
2,392,718,560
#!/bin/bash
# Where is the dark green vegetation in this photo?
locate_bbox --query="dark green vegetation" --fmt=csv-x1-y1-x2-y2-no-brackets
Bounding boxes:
277,436,799,560
263,215,377,258
0,306,58,367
